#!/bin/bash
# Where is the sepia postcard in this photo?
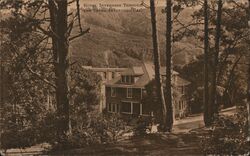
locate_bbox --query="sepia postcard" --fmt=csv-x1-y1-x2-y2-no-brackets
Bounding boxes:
0,0,249,155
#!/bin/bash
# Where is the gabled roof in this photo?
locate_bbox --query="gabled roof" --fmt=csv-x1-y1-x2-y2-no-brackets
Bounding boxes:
133,67,144,75
121,66,144,76
105,62,191,88
160,67,179,75
106,64,150,88
143,62,155,80
175,76,191,86
143,62,179,78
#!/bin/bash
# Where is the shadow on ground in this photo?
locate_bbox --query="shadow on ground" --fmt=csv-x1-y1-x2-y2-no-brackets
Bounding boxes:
46,132,202,156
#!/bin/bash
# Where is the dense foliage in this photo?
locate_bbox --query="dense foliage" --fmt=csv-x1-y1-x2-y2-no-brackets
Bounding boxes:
52,114,129,150
200,105,249,155
0,65,103,149
0,5,54,149
176,0,249,113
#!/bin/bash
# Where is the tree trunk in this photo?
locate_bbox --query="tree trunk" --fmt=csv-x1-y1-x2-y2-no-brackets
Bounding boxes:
149,0,167,128
57,0,70,135
49,0,70,139
247,0,250,142
165,0,173,131
223,56,242,101
211,0,223,116
0,59,3,106
203,0,212,126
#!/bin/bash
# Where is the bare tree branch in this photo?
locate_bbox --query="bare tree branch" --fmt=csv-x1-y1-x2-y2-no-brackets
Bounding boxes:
67,12,78,37
175,20,204,34
141,1,150,8
32,1,44,18
36,25,53,36
26,65,56,88
9,42,56,88
68,0,76,5
69,28,90,41
76,0,83,33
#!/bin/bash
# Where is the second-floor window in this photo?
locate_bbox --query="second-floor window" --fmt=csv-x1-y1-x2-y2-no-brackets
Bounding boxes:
127,76,131,83
121,75,134,83
181,86,185,94
103,72,107,79
122,76,126,83
127,88,133,98
111,87,116,97
179,100,186,110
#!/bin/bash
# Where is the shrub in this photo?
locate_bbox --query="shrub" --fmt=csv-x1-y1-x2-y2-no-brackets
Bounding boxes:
1,127,36,150
200,106,249,155
134,116,152,136
0,111,58,151
52,113,130,150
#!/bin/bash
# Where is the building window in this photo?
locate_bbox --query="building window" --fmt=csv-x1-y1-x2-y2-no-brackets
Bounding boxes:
127,76,131,83
111,87,116,97
140,103,142,115
131,77,135,83
116,104,120,113
181,86,185,94
112,72,115,79
174,100,178,110
127,88,132,98
112,103,116,112
179,101,185,110
108,103,112,112
121,75,134,84
122,76,126,83
103,72,107,79
108,103,119,113
121,102,131,114
133,103,140,115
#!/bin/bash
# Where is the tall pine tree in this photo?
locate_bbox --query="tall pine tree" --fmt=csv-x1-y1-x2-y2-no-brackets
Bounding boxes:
165,0,174,132
203,0,212,126
149,0,167,128
211,0,223,116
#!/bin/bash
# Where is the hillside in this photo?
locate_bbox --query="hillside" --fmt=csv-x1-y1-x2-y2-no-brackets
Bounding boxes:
69,7,202,67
